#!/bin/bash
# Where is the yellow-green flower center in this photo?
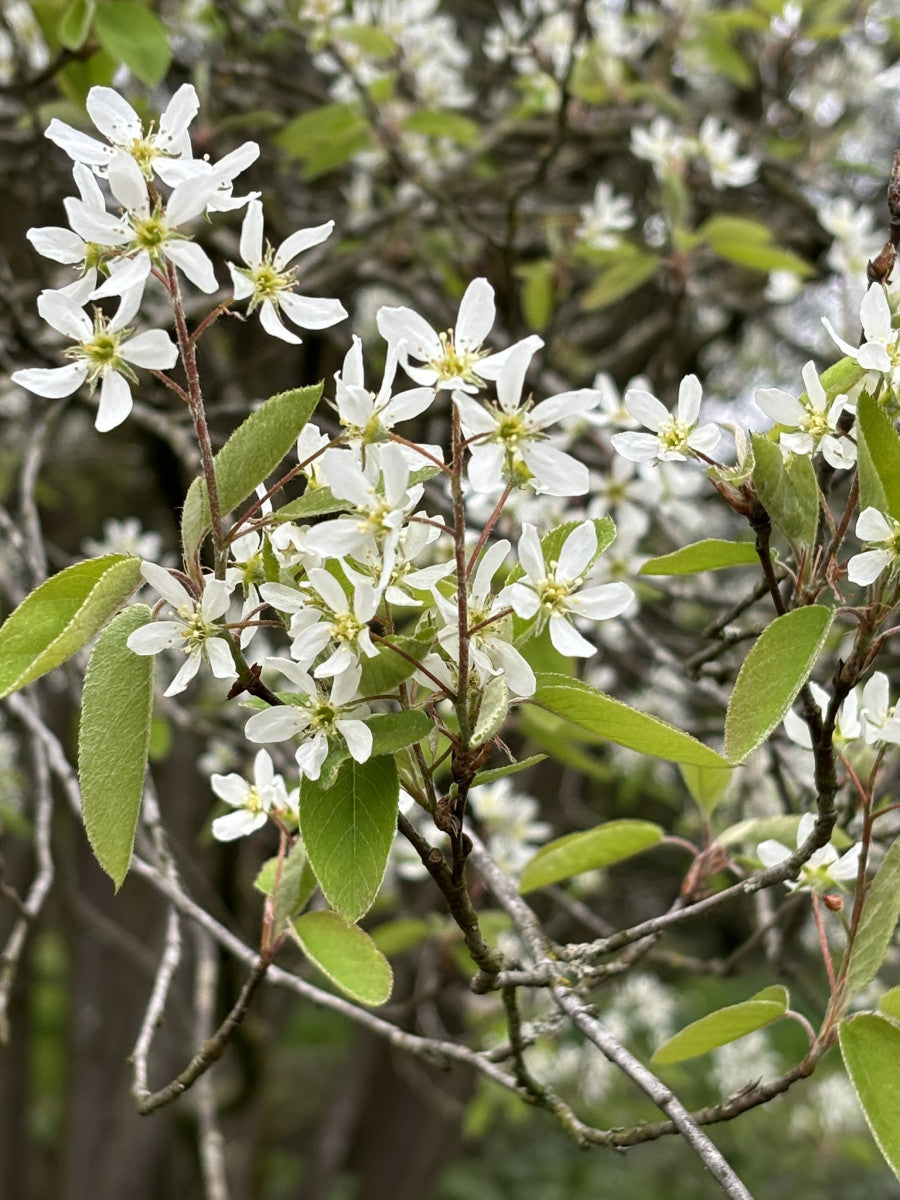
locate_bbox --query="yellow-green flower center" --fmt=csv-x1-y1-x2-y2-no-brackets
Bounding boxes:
429,328,486,384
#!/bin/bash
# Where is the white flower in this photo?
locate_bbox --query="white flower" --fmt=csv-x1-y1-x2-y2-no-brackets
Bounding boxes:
334,334,434,446
823,283,900,389
244,661,372,781
860,672,900,746
454,339,603,496
11,282,177,431
377,277,542,392
610,375,720,463
210,749,291,842
65,151,220,300
696,117,758,189
263,566,380,678
126,562,237,696
755,360,855,470
228,199,347,344
45,84,201,181
783,682,860,750
630,116,691,179
575,181,634,250
500,521,633,657
434,538,536,697
468,778,551,875
757,812,861,893
847,507,900,586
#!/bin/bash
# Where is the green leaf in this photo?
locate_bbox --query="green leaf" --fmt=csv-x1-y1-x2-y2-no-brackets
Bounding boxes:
292,910,392,1006
857,392,900,521
724,605,833,763
653,986,789,1064
751,433,819,552
840,1014,900,1180
717,814,803,849
94,2,171,87
365,710,431,758
333,22,395,57
276,102,372,178
519,819,663,894
369,917,431,957
530,673,729,768
402,109,480,146
640,539,760,575
358,636,433,697
299,756,399,922
78,605,153,889
701,215,813,277
680,762,733,815
181,384,323,569
472,675,509,745
254,840,317,930
471,754,547,789
274,486,349,522
0,555,142,699
879,988,900,1024
516,259,555,332
842,839,900,1006
580,248,660,309
58,0,95,49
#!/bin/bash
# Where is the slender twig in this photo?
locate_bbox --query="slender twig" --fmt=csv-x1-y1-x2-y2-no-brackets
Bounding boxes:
192,928,231,1200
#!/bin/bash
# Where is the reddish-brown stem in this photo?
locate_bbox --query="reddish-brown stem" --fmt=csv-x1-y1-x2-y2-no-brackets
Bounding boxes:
165,261,226,578
467,484,514,575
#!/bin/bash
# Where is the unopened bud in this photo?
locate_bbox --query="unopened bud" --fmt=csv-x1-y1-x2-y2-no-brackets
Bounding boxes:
822,893,843,912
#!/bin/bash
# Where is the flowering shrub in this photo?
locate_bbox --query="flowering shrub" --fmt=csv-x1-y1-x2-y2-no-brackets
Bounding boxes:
4,7,900,1197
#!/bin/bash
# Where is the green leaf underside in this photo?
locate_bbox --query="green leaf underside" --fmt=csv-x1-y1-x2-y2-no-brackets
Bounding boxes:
181,383,323,567
472,754,547,788
300,755,399,922
842,839,900,1006
857,392,900,521
358,637,433,696
531,673,728,768
840,1014,900,1180
0,555,142,700
365,710,431,757
94,2,171,87
640,539,759,575
716,814,803,849
724,605,833,763
680,762,733,815
751,433,819,552
78,605,154,889
253,841,317,930
292,910,392,1006
879,988,900,1023
519,819,663,894
653,986,789,1064
274,485,349,522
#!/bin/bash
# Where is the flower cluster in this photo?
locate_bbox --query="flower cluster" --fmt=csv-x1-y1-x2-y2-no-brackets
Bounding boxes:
13,85,346,429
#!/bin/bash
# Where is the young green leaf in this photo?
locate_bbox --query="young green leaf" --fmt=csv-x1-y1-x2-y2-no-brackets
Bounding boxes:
472,675,509,745
652,986,789,1064
365,710,431,758
841,840,900,1007
640,539,759,575
94,2,171,87
530,673,729,768
680,762,733,816
78,605,154,889
879,988,900,1024
840,1013,900,1180
580,248,661,310
519,819,663,894
254,840,317,930
857,392,900,520
471,754,547,789
724,605,832,763
369,917,432,958
58,0,96,49
751,433,819,552
358,636,433,697
701,215,813,277
181,383,323,569
0,555,142,700
299,755,399,922
292,910,392,1006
